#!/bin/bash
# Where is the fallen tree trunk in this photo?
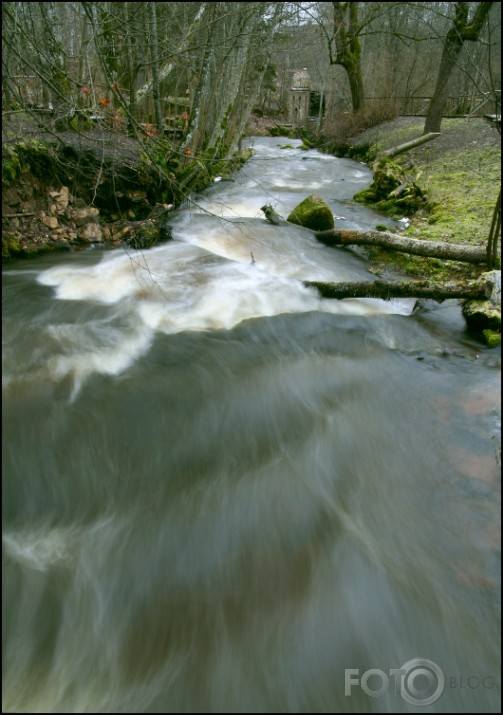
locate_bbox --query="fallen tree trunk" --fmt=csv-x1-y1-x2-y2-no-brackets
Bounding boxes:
261,206,487,265
313,228,488,264
379,133,441,159
304,279,486,302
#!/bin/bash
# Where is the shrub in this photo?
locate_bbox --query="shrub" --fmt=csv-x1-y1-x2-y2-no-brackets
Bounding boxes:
322,99,399,148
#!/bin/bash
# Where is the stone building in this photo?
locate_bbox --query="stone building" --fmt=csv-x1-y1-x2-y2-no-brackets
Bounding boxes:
288,68,311,126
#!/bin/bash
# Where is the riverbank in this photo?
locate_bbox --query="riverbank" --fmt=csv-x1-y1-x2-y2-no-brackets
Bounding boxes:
2,119,252,261
342,116,501,282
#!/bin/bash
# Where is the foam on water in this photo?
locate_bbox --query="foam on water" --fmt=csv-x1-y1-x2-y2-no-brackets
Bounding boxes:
34,238,413,385
28,138,416,396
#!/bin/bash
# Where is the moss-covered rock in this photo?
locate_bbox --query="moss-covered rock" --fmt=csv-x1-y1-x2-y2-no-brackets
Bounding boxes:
462,300,501,332
482,329,501,347
127,220,161,250
287,194,334,231
354,157,427,217
268,125,296,138
2,146,22,188
462,270,502,341
2,236,22,259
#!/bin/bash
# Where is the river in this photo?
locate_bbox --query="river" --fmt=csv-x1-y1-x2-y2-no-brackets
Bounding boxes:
2,137,501,713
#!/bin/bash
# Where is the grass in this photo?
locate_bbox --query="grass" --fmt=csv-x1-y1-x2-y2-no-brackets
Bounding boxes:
349,118,501,282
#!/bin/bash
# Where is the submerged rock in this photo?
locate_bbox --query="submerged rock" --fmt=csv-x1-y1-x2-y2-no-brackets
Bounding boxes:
287,194,334,231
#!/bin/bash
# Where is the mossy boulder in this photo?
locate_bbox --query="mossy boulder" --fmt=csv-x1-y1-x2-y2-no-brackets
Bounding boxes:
2,236,22,259
354,157,427,217
462,271,501,339
482,329,501,348
287,194,334,231
268,125,296,138
462,299,501,331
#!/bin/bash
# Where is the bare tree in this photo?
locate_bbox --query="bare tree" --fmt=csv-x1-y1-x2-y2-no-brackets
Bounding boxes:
423,1,495,133
149,3,163,132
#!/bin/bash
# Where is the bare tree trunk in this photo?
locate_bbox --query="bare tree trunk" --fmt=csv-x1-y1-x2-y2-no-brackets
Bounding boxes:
313,228,488,264
345,55,365,114
123,1,138,135
2,2,15,109
227,3,285,153
77,5,91,108
380,133,441,159
182,3,217,155
424,2,494,134
206,4,256,153
261,207,489,265
149,2,163,132
135,4,206,108
486,188,501,269
304,279,487,301
329,2,365,114
38,2,72,120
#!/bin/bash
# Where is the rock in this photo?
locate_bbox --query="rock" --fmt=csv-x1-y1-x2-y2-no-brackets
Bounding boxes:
112,224,132,241
126,220,160,249
483,270,501,309
41,214,59,229
287,194,335,231
77,222,103,242
462,299,500,331
5,189,22,206
159,222,173,242
462,271,501,345
20,184,34,201
68,206,100,226
49,186,69,213
126,190,148,204
354,158,426,217
483,329,501,348
20,199,37,214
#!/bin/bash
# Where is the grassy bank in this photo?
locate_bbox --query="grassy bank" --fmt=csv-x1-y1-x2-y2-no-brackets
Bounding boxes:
346,117,501,281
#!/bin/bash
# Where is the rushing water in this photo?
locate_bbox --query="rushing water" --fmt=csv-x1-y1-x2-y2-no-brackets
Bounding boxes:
2,137,501,713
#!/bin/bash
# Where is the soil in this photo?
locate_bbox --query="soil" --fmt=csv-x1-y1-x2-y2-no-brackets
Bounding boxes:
2,115,155,168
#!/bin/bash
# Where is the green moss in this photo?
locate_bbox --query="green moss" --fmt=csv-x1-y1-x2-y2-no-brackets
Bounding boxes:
482,329,501,347
2,146,22,187
462,300,501,332
354,157,427,218
23,245,53,257
287,194,334,231
405,146,500,248
347,143,378,163
268,125,306,139
3,140,54,188
354,188,376,203
334,118,500,285
128,222,160,250
2,236,22,258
